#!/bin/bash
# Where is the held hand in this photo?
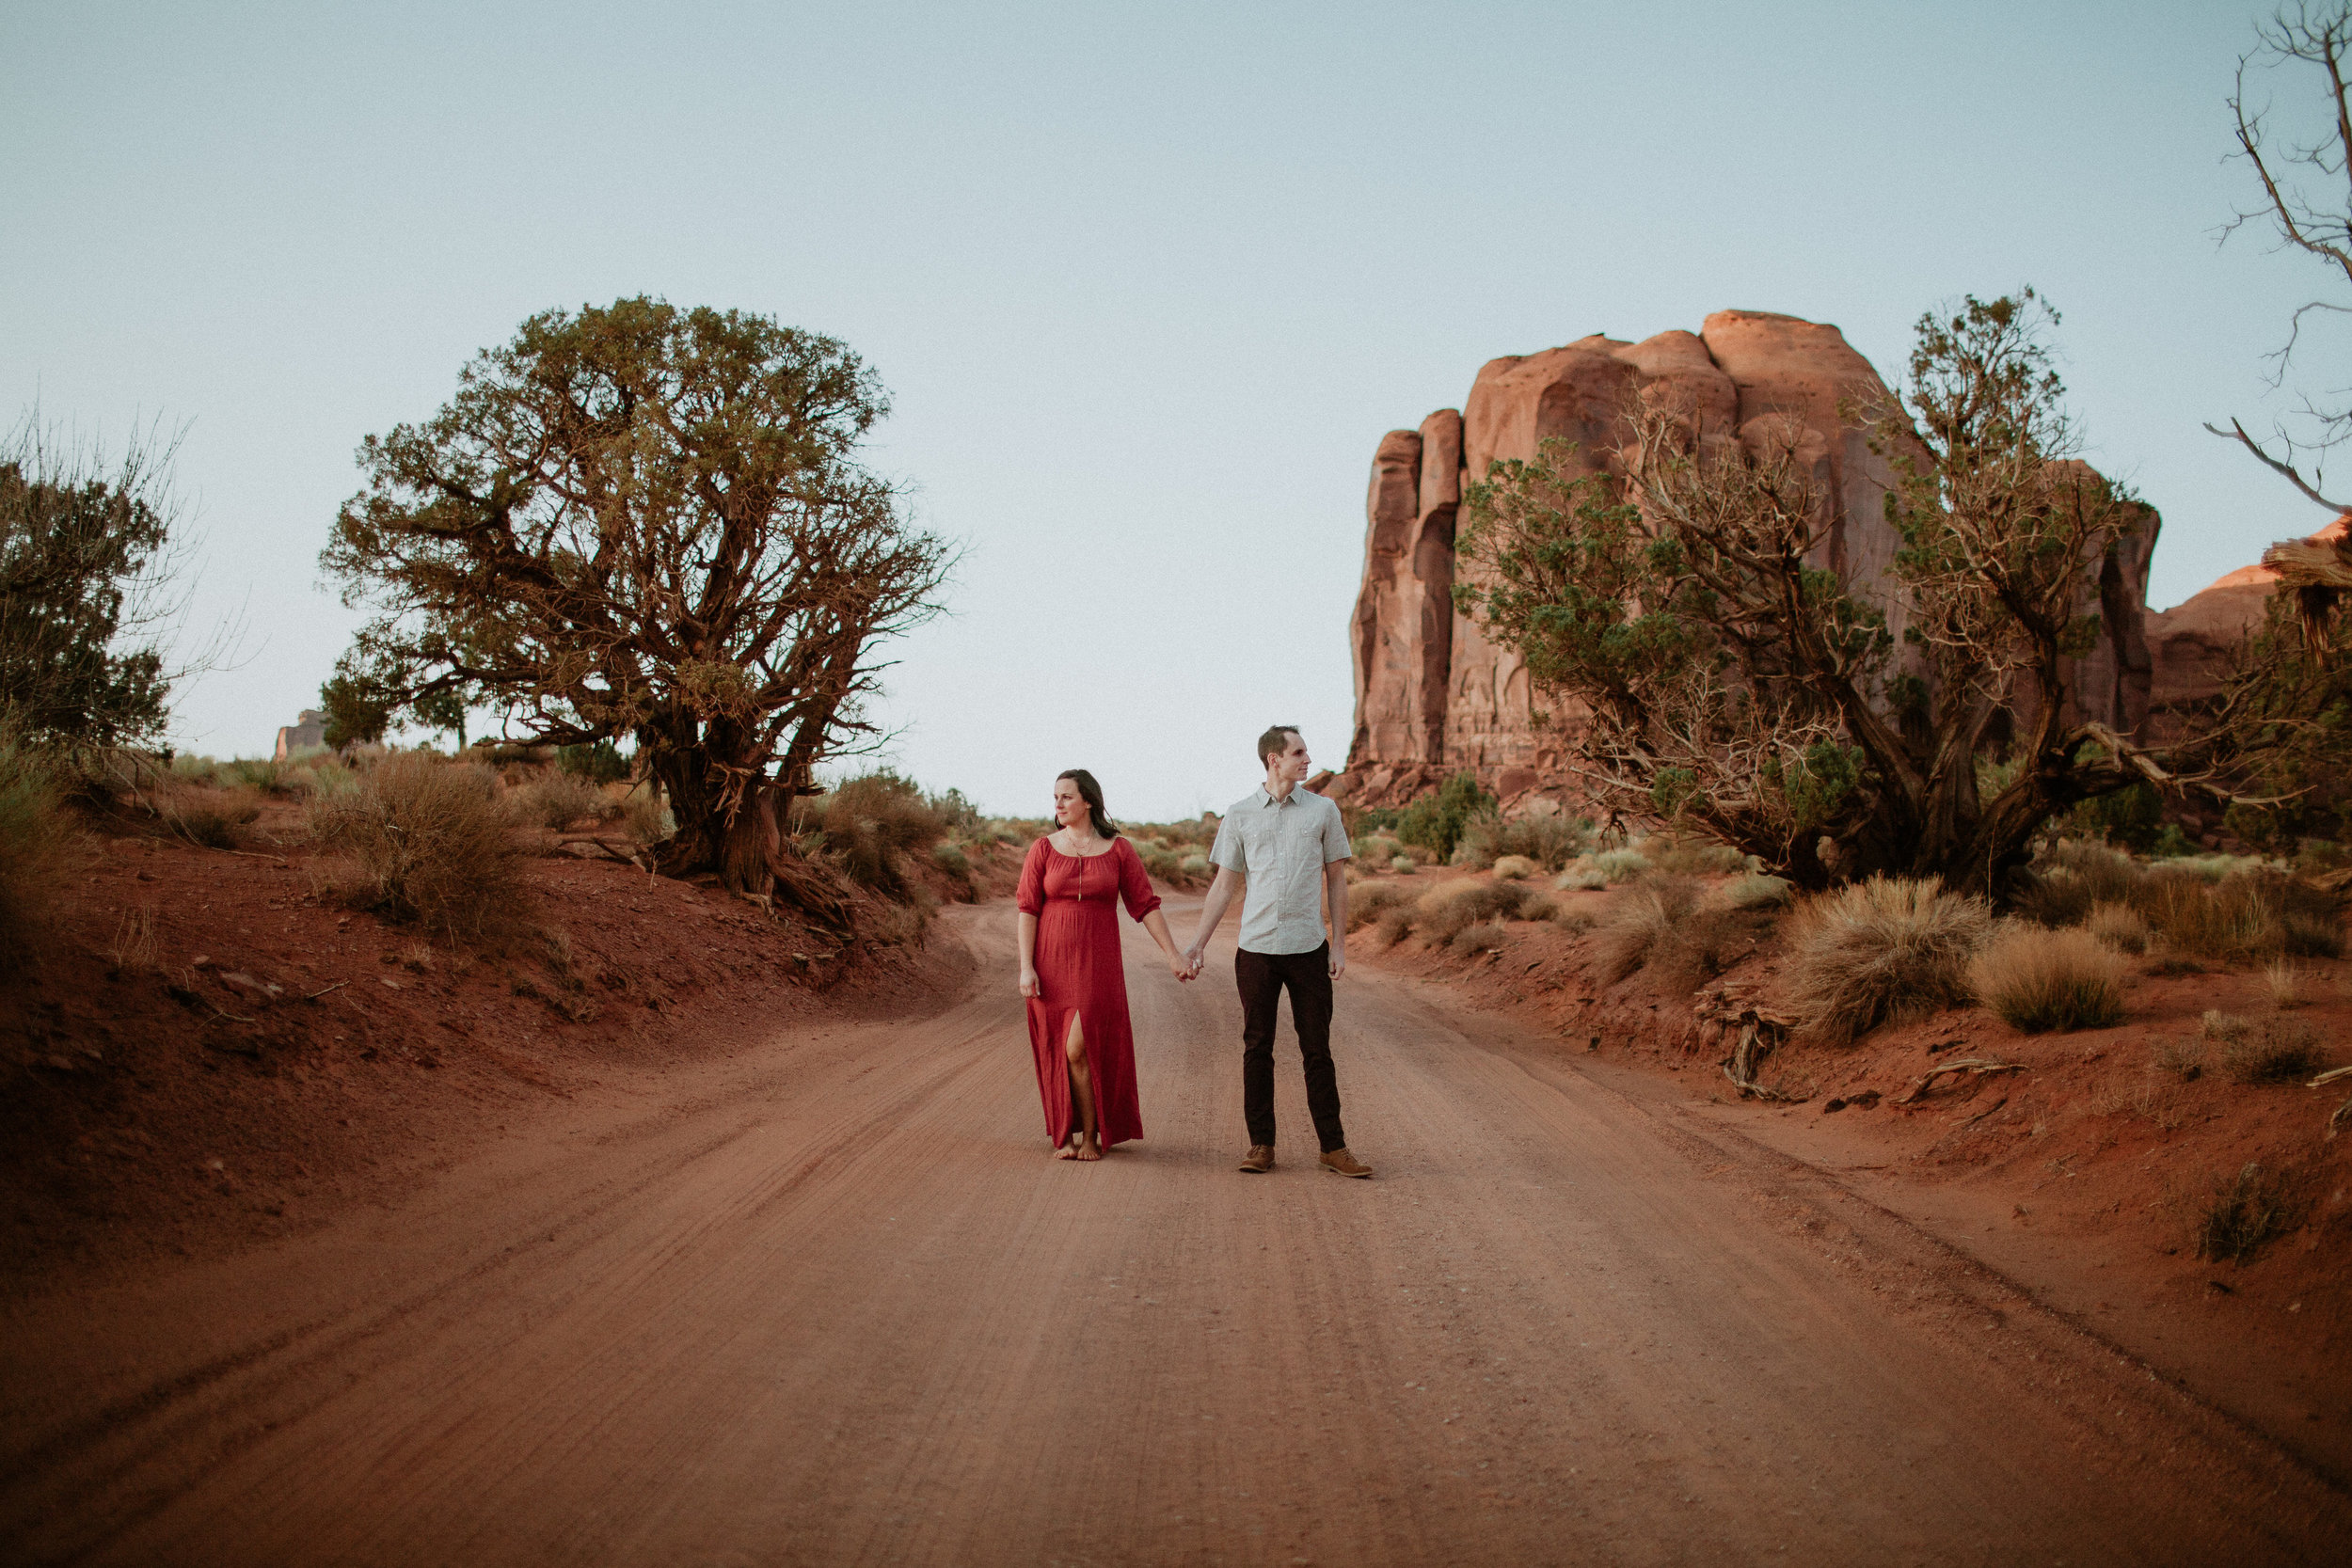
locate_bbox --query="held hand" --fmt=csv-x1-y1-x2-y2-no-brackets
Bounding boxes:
1019,967,1040,999
1183,944,1205,980
1167,949,1192,981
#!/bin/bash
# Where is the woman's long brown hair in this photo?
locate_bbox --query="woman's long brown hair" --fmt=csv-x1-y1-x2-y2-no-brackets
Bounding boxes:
1057,768,1120,840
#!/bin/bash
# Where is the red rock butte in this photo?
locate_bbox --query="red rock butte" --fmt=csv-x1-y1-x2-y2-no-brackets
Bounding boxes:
1336,310,2160,808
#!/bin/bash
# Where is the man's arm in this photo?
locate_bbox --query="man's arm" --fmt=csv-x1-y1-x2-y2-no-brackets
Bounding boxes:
1325,859,1348,980
1185,865,1243,971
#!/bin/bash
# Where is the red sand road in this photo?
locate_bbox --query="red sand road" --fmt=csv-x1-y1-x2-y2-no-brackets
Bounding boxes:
4,898,2348,1566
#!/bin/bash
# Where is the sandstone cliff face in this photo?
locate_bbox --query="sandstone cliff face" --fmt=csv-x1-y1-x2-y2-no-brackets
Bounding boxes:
1341,311,2160,806
2142,516,2352,730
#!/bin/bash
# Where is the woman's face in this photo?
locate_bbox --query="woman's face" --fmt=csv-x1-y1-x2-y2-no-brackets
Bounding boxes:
1053,779,1088,830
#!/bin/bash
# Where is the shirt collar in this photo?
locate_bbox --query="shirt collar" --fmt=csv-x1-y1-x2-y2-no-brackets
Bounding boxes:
1257,784,1297,808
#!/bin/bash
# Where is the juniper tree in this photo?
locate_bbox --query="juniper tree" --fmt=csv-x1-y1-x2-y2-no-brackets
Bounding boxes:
323,297,952,926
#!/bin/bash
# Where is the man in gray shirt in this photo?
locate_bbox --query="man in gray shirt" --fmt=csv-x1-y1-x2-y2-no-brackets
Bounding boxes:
1184,725,1374,1178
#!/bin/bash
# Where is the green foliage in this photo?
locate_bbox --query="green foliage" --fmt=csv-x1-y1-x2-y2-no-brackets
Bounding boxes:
558,739,629,784
320,295,952,895
0,424,177,745
321,665,394,750
1393,772,1493,863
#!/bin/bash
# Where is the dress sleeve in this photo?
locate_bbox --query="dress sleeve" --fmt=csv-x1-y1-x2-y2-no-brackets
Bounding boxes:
1016,839,1049,915
1116,838,1163,922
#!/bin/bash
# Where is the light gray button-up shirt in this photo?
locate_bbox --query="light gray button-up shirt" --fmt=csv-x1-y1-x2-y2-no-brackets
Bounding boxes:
1209,785,1352,955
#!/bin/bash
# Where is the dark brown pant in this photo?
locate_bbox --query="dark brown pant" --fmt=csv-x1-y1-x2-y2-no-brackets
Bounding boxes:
1234,943,1346,1152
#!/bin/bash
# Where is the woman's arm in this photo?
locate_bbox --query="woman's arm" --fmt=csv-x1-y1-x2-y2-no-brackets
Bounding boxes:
1139,908,1192,979
1018,911,1041,997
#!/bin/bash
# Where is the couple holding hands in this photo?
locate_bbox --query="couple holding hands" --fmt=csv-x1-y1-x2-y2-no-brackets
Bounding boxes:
1013,725,1373,1178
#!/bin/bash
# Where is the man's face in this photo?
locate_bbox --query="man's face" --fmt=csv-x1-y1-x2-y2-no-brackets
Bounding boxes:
1267,731,1311,784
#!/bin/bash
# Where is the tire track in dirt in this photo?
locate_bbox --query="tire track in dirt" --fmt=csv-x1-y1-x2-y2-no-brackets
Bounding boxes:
3,901,2347,1566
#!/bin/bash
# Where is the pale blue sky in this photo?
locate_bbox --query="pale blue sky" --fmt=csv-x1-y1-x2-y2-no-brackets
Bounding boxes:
4,1,2339,818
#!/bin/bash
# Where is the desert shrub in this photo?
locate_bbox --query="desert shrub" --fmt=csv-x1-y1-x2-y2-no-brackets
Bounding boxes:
1353,831,1405,865
2014,841,2141,928
310,753,530,940
818,770,947,899
1180,851,1211,881
1375,904,1417,946
1968,924,2125,1033
1518,894,1558,922
1492,854,1536,880
1136,837,1183,883
1395,772,1493,863
1348,880,1412,931
1784,876,1991,1044
931,840,973,879
2084,900,2150,955
622,784,673,845
1390,854,1416,874
557,739,629,784
157,783,261,848
1595,880,1688,983
1554,863,1608,892
0,733,71,968
2067,778,2164,851
2131,865,2343,960
1589,847,1653,884
1454,810,1590,872
1417,877,1530,944
2152,1035,2206,1080
289,753,360,799
1450,919,1508,957
928,786,981,831
2217,1015,2325,1085
2193,1162,2307,1262
225,756,298,795
516,768,612,832
1723,872,1793,910
1645,837,1749,877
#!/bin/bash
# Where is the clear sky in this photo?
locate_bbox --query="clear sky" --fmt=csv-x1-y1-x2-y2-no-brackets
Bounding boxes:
5,1,2341,820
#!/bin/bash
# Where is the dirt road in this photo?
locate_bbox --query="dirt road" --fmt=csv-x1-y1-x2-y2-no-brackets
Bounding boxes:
5,899,2347,1566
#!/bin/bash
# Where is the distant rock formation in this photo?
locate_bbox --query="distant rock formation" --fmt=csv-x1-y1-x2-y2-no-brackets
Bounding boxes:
2144,515,2352,726
1339,310,2159,807
272,709,326,762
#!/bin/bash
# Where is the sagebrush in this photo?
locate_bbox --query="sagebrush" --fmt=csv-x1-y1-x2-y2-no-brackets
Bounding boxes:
310,753,532,941
1784,877,1989,1044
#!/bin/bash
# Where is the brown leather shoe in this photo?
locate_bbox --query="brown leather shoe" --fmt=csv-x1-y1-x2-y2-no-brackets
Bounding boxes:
1238,1144,1275,1174
1319,1148,1373,1179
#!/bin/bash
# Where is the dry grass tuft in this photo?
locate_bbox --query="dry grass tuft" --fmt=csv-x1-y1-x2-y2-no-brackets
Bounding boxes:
621,784,673,845
1449,919,1508,957
310,753,532,942
1491,854,1537,881
2263,958,2309,1009
2193,1162,2308,1262
1375,904,1417,947
1783,876,1989,1045
1518,894,1558,922
1723,871,1793,910
1453,812,1590,872
1593,878,1742,989
106,903,159,977
2217,1015,2326,1085
2151,1034,2206,1081
1553,864,1608,892
157,784,262,849
1416,877,1530,946
1968,923,2125,1034
2085,901,2150,955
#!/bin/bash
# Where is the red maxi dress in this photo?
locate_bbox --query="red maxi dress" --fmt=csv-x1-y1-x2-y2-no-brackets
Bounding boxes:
1017,836,1160,1149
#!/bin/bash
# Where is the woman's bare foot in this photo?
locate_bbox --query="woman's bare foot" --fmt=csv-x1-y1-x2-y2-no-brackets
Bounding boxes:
1055,1137,1079,1160
1074,1134,1104,1162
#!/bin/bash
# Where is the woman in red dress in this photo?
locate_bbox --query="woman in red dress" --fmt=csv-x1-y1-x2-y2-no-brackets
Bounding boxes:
1016,769,1193,1161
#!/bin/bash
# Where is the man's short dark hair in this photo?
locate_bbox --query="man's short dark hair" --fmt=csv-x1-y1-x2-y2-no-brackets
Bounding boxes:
1256,725,1302,766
